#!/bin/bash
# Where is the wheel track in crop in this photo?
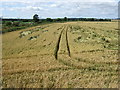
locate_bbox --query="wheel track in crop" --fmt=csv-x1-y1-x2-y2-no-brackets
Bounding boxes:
65,26,71,57
4,24,118,74
54,27,64,59
53,25,118,74
54,25,71,59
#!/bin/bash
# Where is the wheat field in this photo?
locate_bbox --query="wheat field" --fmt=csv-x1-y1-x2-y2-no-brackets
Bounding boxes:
2,21,118,88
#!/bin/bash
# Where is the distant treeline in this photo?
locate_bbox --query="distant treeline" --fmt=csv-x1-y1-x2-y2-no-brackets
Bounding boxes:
2,18,111,22
2,17,112,34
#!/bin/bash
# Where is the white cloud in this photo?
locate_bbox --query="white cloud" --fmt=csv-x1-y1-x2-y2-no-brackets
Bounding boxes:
2,0,118,19
26,6,43,11
5,6,43,11
50,4,57,7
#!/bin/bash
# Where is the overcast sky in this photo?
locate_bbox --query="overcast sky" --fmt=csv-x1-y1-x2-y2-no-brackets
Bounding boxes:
1,0,119,19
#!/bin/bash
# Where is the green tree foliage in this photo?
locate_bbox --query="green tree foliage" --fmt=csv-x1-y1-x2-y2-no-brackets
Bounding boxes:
33,14,39,22
46,18,53,22
56,18,62,22
5,21,12,26
13,22,20,26
64,17,68,21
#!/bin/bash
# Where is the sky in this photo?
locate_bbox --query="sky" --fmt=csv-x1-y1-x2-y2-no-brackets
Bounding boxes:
0,0,119,19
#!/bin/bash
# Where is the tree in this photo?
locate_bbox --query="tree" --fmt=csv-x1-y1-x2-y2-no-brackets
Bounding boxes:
56,18,62,22
46,18,53,22
13,22,20,26
5,21,12,26
64,17,68,21
33,14,39,22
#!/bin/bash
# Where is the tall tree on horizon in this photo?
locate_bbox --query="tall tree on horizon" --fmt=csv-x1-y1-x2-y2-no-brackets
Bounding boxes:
64,17,68,21
33,14,39,22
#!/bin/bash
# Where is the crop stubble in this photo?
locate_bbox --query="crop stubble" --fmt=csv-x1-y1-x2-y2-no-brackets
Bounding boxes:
2,22,118,88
